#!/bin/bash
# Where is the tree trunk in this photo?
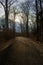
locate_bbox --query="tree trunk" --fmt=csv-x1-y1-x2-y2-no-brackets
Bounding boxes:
39,0,43,41
5,0,8,29
35,0,40,41
26,15,28,37
5,10,8,29
13,11,15,32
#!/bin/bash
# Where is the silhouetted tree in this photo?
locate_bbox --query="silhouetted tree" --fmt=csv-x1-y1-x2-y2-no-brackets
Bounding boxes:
20,0,31,37
35,0,43,41
35,0,40,41
0,0,17,29
39,0,43,40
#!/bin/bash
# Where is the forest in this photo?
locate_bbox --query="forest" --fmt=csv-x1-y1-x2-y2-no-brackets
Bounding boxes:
0,0,43,65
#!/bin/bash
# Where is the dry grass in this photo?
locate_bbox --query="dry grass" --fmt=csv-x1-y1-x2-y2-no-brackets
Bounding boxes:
0,29,15,41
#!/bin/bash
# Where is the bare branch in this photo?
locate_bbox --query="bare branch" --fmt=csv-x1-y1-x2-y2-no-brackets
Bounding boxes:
0,1,5,8
8,0,12,5
8,0,17,7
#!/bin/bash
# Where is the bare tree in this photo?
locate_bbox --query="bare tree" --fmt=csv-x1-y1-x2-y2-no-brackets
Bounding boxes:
38,0,43,41
35,0,40,41
20,0,31,37
0,0,17,29
35,0,43,41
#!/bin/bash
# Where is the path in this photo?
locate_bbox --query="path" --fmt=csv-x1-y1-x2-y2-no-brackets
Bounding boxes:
0,37,43,65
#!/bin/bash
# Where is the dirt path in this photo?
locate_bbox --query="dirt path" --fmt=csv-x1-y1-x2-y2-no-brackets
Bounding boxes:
0,37,43,65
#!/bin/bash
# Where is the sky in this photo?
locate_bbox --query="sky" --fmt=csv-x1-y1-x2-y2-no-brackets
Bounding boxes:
0,0,35,17
0,4,5,17
0,0,26,18
18,0,25,3
0,0,41,18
